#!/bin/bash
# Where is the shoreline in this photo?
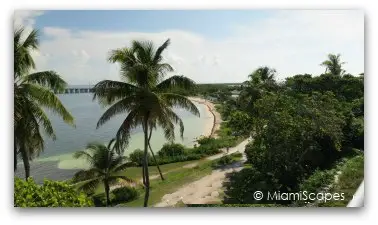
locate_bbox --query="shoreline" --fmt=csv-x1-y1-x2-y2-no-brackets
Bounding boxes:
189,97,222,138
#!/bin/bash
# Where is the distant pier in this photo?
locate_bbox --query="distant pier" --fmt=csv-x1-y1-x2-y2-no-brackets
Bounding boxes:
55,85,94,94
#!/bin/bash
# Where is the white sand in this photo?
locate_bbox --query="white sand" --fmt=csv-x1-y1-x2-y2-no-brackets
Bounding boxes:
189,97,222,138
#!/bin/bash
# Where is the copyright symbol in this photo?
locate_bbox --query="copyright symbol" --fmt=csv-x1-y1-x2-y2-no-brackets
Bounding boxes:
254,191,263,200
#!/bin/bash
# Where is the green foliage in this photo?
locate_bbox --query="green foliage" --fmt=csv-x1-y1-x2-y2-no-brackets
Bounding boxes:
72,141,133,206
14,177,93,207
211,154,242,168
111,186,139,204
299,169,336,194
227,111,253,136
222,55,364,205
319,154,364,207
129,149,151,166
158,143,186,157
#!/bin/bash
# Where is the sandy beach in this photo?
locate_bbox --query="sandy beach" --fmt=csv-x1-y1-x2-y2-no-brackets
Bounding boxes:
189,97,222,138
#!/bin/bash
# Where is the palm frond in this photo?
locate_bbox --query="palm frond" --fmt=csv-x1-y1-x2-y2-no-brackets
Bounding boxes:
22,29,39,50
156,75,196,92
73,150,95,166
76,178,101,193
92,80,138,105
23,71,67,92
111,161,133,173
72,168,101,183
110,175,134,184
23,83,75,126
113,108,142,153
153,39,171,64
27,99,56,140
160,93,200,117
96,95,138,128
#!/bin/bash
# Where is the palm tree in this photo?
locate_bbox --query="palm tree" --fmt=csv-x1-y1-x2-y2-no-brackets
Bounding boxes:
92,39,200,207
320,53,346,76
72,140,134,206
238,66,278,113
14,27,74,179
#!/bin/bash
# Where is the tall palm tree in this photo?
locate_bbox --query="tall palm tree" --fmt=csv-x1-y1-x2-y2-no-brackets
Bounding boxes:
14,27,74,179
93,39,200,207
320,53,346,76
72,140,134,206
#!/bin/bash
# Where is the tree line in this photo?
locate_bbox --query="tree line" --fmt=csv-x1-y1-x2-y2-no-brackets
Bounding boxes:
218,55,364,205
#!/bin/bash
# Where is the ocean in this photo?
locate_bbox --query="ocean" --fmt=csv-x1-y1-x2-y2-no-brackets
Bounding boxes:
15,94,210,182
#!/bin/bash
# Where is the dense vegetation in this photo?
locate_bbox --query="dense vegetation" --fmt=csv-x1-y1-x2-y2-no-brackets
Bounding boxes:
221,56,364,206
14,178,93,207
128,135,243,166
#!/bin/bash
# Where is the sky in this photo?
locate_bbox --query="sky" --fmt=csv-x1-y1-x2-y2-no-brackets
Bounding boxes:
14,10,364,84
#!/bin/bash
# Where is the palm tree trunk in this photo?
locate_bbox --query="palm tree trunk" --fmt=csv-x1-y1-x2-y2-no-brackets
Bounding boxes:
148,128,164,181
104,180,110,207
143,114,150,207
20,146,30,180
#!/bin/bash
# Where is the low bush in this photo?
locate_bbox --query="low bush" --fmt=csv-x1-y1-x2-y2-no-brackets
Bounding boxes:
92,192,115,207
299,169,336,194
14,178,94,207
158,143,186,157
111,186,138,204
211,155,239,168
129,149,152,166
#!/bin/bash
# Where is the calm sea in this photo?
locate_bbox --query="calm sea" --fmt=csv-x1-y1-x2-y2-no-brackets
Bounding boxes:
15,94,210,182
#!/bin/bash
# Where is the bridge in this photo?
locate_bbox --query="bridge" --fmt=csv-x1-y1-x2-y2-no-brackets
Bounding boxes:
55,85,95,94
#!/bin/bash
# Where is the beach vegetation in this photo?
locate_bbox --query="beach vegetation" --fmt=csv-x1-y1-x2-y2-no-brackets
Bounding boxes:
14,177,93,207
71,140,134,206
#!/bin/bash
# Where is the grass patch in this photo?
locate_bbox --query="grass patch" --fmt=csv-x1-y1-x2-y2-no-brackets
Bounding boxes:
319,154,364,207
88,160,200,195
120,160,214,207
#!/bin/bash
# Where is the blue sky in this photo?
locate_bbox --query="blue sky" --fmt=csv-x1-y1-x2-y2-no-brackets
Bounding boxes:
35,10,272,39
15,10,364,84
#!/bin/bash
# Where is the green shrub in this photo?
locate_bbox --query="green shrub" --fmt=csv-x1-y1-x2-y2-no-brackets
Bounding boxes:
212,155,237,168
158,143,186,157
129,149,152,166
14,177,94,207
196,136,216,145
111,186,138,204
299,169,336,194
92,192,115,207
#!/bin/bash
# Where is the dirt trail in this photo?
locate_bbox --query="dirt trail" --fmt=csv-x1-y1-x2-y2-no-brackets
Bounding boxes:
154,138,250,207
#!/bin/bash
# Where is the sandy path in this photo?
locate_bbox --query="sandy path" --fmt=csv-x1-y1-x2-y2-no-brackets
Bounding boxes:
188,97,222,138
154,138,250,207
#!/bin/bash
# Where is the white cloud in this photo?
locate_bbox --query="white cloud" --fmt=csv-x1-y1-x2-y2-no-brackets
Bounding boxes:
15,10,364,84
43,27,71,38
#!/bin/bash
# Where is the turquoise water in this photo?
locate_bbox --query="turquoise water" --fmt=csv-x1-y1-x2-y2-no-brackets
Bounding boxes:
34,94,210,170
